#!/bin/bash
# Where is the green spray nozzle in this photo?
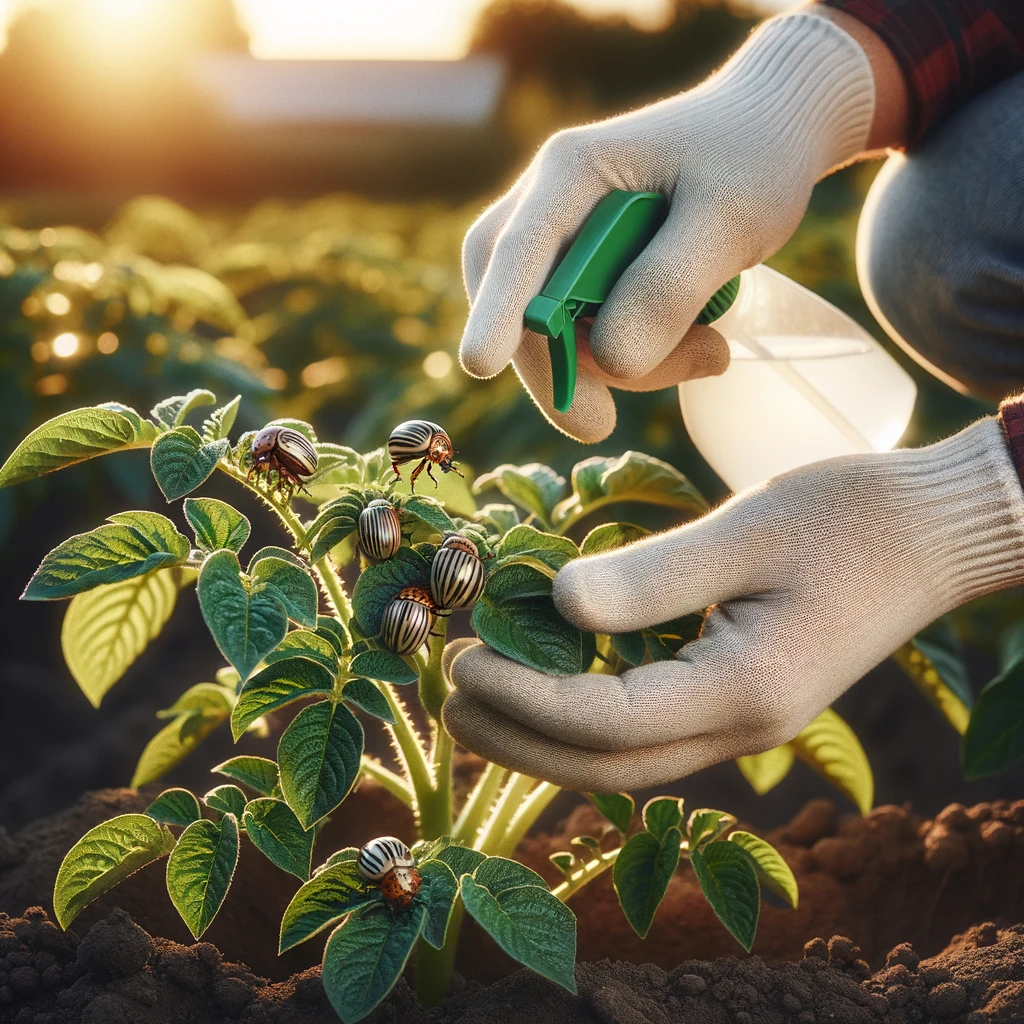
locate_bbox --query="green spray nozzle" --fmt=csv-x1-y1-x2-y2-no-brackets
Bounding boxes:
524,189,740,414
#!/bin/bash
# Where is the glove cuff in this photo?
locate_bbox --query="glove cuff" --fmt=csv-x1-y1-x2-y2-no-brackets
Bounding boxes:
708,11,876,178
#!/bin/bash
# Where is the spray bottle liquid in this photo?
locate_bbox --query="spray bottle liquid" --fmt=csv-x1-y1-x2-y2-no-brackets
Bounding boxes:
525,190,916,491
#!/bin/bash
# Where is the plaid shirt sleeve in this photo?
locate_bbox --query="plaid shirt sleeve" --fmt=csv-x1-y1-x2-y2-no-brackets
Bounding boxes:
817,0,1024,144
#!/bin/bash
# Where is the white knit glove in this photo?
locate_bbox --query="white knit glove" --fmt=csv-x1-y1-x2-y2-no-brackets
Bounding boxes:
443,419,1024,791
459,11,875,443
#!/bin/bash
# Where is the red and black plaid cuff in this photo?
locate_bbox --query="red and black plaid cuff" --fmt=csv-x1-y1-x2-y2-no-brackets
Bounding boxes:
818,0,1024,145
998,396,1024,489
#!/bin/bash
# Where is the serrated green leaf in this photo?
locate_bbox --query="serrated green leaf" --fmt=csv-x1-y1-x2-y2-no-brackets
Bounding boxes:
198,549,288,681
962,658,1024,779
687,809,734,849
231,656,335,740
349,649,417,685
249,556,318,628
473,463,567,530
62,566,181,707
398,494,455,535
472,856,547,891
158,681,234,719
278,700,364,828
132,705,230,787
474,503,519,534
264,630,339,672
0,406,153,489
496,524,579,573
279,860,380,952
166,814,239,939
248,545,308,570
727,831,798,909
184,497,250,554
202,395,240,441
419,841,485,878
204,785,247,818
791,708,874,815
343,678,394,723
690,841,760,952
419,858,459,949
589,792,634,834
351,547,430,638
580,522,650,556
213,755,281,797
461,859,576,994
322,902,426,1024
735,746,796,796
642,797,683,840
145,789,202,827
317,847,360,874
53,814,175,928
317,615,349,656
304,493,365,562
612,827,681,939
24,514,189,600
151,427,229,502
243,798,313,880
893,620,972,734
152,390,217,429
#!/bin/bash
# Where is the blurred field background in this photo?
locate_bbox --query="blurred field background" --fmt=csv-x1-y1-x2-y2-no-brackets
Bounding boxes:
0,0,1014,831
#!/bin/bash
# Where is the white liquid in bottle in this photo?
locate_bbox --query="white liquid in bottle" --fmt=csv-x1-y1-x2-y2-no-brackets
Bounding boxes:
679,266,916,492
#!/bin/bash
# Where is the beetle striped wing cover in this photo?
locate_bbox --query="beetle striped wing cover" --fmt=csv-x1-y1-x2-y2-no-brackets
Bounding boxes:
430,536,485,609
358,500,402,560
388,420,445,465
273,428,318,476
380,588,435,655
357,836,414,881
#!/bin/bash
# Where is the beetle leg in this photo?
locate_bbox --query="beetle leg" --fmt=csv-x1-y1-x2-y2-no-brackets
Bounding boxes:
409,460,425,492
391,461,403,481
426,462,438,487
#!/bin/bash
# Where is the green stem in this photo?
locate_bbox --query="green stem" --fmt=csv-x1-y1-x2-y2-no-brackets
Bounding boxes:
551,848,620,902
416,902,464,1008
493,782,561,858
418,617,450,722
475,773,538,854
452,762,508,846
359,756,412,807
419,726,453,841
380,684,434,827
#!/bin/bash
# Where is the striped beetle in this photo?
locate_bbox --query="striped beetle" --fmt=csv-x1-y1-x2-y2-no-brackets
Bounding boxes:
357,836,421,909
388,420,464,492
358,498,402,561
380,586,436,655
430,533,485,610
248,426,318,491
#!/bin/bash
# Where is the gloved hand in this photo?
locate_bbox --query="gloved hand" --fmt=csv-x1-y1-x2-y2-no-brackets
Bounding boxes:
460,11,876,442
443,419,1024,791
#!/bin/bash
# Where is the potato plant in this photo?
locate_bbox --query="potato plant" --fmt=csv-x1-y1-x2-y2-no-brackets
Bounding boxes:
0,390,975,1021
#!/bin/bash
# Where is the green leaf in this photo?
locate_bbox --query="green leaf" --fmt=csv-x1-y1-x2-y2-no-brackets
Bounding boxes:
151,427,229,502
24,514,189,600
53,814,175,928
687,809,734,849
791,708,874,815
609,631,647,667
549,852,575,878
473,463,567,529
204,785,247,818
145,789,201,827
398,494,455,535
475,503,520,534
61,566,182,707
471,562,596,675
343,678,395,723
349,650,417,685
472,856,548,891
279,860,380,952
166,814,240,939
243,798,314,880
304,492,365,562
317,847,360,873
553,451,706,526
265,630,339,672
0,406,154,489
580,522,650,556
132,704,230,787
419,858,459,949
198,549,288,681
249,556,318,628
278,700,364,828
184,497,250,554
322,902,426,1024
201,395,241,441
306,443,363,487
213,755,281,797
735,746,796,796
589,792,634,834
417,839,485,878
642,797,683,841
962,658,1024,779
727,831,798,909
158,681,234,719
152,390,217,429
612,827,681,939
231,656,335,740
892,620,972,734
690,842,761,952
351,547,431,638
461,857,576,994
248,545,308,569
317,615,349,656
496,524,579,573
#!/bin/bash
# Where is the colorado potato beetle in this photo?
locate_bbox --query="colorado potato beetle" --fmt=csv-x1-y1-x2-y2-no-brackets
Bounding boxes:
430,533,485,610
358,499,402,561
388,420,464,492
380,585,436,655
248,426,318,491
357,836,421,909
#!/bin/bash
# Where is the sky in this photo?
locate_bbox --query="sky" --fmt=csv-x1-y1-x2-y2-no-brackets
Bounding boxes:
0,0,794,60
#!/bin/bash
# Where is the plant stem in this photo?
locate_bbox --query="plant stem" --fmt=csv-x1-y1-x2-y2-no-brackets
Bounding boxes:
358,756,412,807
551,848,620,902
493,782,561,858
380,684,434,826
475,773,538,854
418,617,449,722
452,761,508,846
416,903,464,1008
